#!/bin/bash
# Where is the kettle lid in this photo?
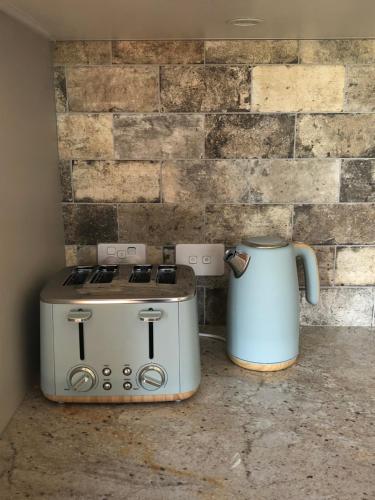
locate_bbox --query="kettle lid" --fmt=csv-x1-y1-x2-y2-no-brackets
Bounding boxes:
243,235,289,249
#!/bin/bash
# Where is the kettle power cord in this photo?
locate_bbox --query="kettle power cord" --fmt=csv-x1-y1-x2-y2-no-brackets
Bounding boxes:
199,333,226,342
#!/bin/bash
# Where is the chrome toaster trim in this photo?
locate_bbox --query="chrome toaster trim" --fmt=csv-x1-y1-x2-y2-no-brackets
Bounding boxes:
40,264,196,304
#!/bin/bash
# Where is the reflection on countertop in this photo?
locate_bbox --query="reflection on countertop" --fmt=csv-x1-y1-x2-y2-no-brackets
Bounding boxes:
0,326,374,500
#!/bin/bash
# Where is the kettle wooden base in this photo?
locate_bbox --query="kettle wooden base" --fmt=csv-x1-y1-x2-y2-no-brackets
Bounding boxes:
228,354,297,372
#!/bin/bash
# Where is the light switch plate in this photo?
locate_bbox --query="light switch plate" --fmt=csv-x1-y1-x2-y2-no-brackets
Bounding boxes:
175,244,225,276
97,243,147,265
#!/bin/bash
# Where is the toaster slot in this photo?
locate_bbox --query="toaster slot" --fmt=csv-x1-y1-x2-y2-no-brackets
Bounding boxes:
90,265,118,284
67,309,92,361
148,322,154,359
139,308,163,359
157,265,176,284
129,265,152,283
78,323,85,360
63,266,94,286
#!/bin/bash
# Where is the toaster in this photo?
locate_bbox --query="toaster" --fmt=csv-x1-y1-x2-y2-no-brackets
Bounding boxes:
40,264,200,403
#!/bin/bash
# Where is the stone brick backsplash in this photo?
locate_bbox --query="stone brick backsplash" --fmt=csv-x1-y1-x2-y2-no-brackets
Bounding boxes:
55,39,375,327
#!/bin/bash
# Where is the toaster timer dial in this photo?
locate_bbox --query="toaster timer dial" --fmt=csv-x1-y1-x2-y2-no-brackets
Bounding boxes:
68,366,97,392
139,365,166,391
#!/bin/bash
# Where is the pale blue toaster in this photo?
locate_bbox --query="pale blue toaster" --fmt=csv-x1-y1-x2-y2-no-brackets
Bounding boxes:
224,236,319,371
40,264,200,403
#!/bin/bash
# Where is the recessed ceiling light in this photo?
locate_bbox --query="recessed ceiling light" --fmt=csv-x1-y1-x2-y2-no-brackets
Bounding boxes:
227,18,263,27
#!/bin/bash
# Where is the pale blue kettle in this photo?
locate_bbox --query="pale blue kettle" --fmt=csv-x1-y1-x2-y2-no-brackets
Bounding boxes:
224,236,319,371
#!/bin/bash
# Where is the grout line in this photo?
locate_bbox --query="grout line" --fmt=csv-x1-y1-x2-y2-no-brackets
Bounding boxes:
291,204,295,239
109,41,113,65
293,113,297,159
116,203,120,242
58,157,375,163
297,39,300,64
59,200,375,207
54,110,284,115
249,66,253,111
52,61,375,67
111,113,115,157
159,161,164,202
202,113,206,160
332,245,337,285
157,65,162,112
203,202,207,244
55,109,375,116
203,287,206,325
70,160,74,202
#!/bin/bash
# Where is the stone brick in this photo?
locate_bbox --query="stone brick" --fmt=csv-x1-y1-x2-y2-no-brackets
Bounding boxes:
345,66,375,112
205,288,228,325
340,160,375,202
59,160,73,202
146,246,164,264
300,288,373,326
54,41,111,65
72,160,160,202
162,160,249,203
205,204,293,245
160,65,251,112
297,246,335,287
66,66,159,112
252,65,345,112
296,114,375,158
64,245,98,266
205,114,294,159
205,40,298,64
114,114,204,160
54,67,67,112
63,204,118,245
248,159,340,203
64,245,77,266
197,287,205,325
57,114,113,160
335,247,375,285
293,204,375,245
118,204,204,244
112,40,204,64
300,40,375,64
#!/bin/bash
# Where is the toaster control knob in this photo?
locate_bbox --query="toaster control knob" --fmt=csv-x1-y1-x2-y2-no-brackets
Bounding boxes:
139,365,166,391
69,366,96,392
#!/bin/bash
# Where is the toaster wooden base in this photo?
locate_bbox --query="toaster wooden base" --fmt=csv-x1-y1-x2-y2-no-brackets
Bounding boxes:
43,388,198,404
228,354,297,372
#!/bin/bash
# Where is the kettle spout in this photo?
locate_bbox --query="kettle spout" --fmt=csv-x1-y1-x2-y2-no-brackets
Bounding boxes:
224,248,250,278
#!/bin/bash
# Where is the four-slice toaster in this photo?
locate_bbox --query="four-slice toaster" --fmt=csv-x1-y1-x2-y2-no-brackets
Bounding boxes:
40,264,200,403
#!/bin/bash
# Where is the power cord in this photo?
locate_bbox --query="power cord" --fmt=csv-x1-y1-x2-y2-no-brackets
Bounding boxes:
199,333,226,342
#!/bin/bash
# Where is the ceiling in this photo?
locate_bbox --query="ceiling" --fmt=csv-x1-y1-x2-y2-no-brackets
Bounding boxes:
1,0,375,41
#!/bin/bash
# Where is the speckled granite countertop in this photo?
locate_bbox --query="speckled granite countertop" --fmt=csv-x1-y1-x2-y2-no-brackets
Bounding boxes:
0,326,374,500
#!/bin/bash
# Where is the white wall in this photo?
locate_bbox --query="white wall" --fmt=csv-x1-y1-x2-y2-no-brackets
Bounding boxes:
0,11,65,433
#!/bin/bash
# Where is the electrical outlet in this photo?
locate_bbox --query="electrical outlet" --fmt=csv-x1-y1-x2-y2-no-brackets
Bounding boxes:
175,244,225,276
97,243,147,265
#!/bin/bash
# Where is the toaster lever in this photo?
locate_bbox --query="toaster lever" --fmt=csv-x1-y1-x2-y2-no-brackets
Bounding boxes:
67,311,92,323
138,310,162,322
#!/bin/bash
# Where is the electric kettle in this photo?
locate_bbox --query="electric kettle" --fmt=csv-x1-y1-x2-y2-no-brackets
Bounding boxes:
224,236,319,371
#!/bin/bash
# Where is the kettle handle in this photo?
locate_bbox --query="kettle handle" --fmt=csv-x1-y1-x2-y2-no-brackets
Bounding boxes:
293,242,320,305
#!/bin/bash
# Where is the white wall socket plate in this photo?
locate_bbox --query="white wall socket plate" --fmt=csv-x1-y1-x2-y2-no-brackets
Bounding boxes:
98,243,147,265
175,244,225,276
